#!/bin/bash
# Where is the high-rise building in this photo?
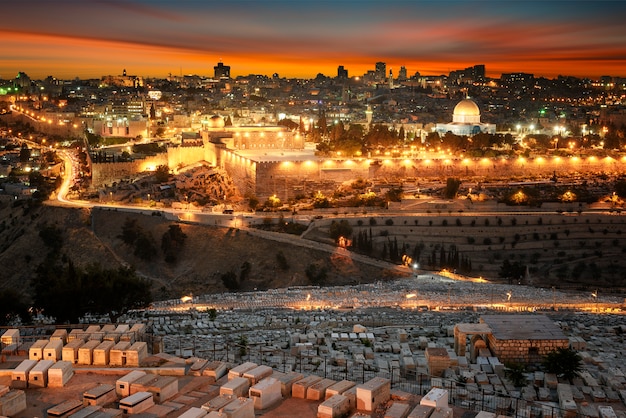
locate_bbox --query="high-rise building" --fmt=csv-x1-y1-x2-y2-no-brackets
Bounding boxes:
337,66,348,79
398,66,407,81
214,62,230,80
375,62,386,82
449,64,485,84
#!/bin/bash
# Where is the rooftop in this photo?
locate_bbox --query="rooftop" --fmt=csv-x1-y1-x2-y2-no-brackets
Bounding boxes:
480,314,568,340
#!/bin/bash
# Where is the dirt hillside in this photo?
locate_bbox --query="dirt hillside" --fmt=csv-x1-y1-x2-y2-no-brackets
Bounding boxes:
0,202,392,301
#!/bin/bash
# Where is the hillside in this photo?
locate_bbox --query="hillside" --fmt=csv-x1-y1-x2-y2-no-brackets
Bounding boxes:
308,210,626,290
0,202,393,302
1,200,625,306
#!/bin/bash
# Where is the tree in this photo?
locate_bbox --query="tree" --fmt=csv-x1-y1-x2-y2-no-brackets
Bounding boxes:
237,335,248,358
385,187,403,203
504,363,527,388
305,263,327,285
329,220,352,243
154,164,170,183
542,347,582,381
134,232,158,260
0,289,31,325
33,260,152,323
39,224,63,253
276,251,290,270
161,224,187,263
615,179,626,199
119,217,157,260
119,218,141,245
444,178,461,199
248,195,260,211
499,259,525,282
221,271,239,291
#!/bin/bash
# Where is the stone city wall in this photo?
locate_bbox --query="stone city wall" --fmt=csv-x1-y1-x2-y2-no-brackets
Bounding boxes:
91,154,168,187
167,145,206,170
222,151,257,199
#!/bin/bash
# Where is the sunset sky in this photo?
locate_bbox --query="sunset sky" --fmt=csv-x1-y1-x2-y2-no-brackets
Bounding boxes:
2,0,625,81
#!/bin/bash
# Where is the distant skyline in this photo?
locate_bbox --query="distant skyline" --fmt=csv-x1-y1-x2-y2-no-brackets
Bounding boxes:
2,0,625,81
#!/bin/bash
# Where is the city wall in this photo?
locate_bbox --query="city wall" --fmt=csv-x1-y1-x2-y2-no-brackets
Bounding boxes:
6,112,83,139
222,151,257,198
92,141,626,202
91,154,168,187
224,153,626,201
167,145,206,170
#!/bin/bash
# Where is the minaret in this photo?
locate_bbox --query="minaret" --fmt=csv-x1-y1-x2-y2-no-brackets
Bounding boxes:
365,105,373,126
388,69,393,89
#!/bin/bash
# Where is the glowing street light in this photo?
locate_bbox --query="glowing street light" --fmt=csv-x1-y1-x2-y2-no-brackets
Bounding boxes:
592,290,598,312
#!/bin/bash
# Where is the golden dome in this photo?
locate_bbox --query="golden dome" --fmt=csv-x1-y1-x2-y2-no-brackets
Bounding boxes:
206,115,225,128
453,99,480,117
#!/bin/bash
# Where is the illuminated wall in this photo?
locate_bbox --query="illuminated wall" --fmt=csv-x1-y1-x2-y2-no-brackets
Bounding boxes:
91,153,167,187
167,145,205,170
222,150,257,198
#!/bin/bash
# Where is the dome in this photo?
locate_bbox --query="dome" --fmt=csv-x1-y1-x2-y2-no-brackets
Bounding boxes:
453,99,480,117
452,99,481,124
205,115,225,129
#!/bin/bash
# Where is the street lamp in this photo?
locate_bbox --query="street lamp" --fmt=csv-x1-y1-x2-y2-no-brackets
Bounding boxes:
591,290,598,312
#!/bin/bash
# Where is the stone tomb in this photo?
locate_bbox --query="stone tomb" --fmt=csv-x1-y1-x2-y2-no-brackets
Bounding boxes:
201,394,236,413
228,362,257,380
50,329,68,344
202,361,229,381
77,340,101,365
408,404,435,418
325,380,356,399
1,329,20,347
11,359,37,389
0,389,26,417
28,339,48,361
109,341,132,366
385,402,411,418
178,406,208,418
220,376,250,398
243,364,273,385
46,399,83,417
420,388,449,409
116,370,147,397
307,378,336,401
318,394,352,418
220,397,254,418
249,377,282,410
93,340,115,366
425,348,451,377
83,384,117,407
272,371,303,398
62,339,84,364
292,375,322,399
29,359,54,388
356,377,391,412
119,391,154,415
48,361,74,388
126,341,148,367
43,339,64,362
